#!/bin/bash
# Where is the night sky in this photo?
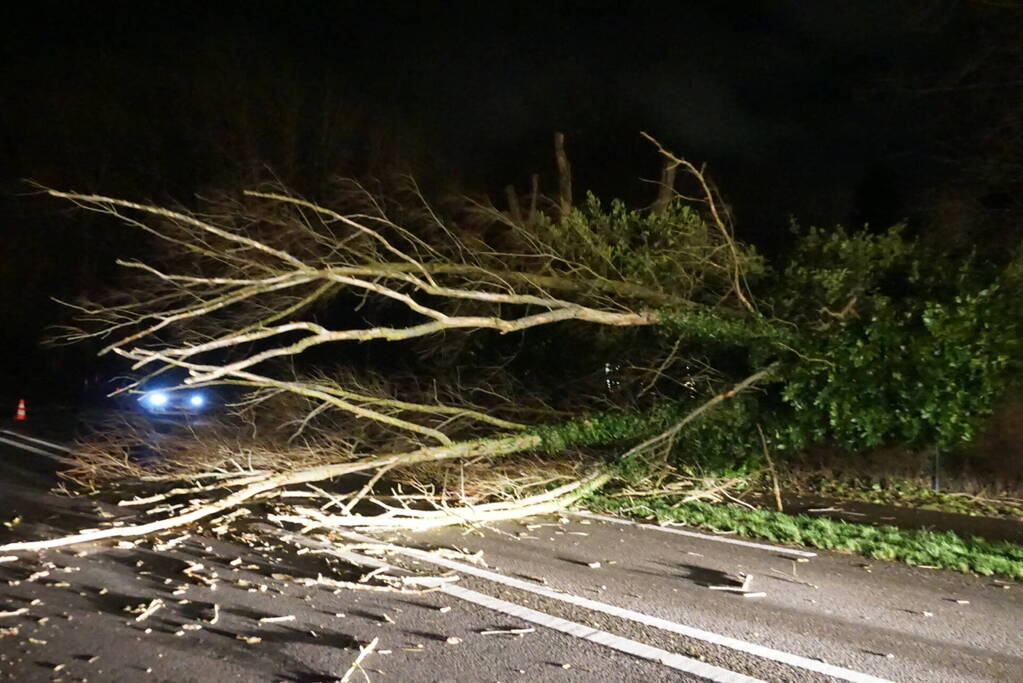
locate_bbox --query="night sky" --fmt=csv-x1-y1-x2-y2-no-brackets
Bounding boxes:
2,1,1020,404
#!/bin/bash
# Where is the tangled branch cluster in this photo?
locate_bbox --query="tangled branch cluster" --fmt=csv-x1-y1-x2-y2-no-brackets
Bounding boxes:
2,139,770,552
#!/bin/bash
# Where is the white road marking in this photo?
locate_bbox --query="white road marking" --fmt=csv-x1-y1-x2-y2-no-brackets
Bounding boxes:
339,530,890,683
0,430,71,452
443,583,764,683
264,527,761,683
0,434,76,466
571,511,818,558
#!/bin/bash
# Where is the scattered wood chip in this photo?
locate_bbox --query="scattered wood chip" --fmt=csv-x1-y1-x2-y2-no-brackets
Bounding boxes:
359,566,389,584
743,592,767,598
236,634,262,644
768,568,818,589
152,534,191,551
519,574,548,585
437,606,452,613
399,575,459,588
340,637,379,683
0,608,28,618
135,599,164,622
0,556,17,564
259,615,296,623
480,627,535,636
445,636,462,644
587,561,601,569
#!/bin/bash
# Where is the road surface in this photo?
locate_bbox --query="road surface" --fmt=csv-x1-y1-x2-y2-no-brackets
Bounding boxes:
0,425,1020,682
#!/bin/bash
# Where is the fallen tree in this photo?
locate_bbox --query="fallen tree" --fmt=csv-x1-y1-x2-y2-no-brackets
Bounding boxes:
1,134,776,552
5,132,1019,556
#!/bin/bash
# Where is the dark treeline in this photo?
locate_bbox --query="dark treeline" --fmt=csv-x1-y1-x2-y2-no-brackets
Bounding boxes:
2,1,1023,405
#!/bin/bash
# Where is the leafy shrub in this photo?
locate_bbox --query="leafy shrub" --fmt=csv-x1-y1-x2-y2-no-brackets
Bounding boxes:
651,223,1020,467
772,225,1020,452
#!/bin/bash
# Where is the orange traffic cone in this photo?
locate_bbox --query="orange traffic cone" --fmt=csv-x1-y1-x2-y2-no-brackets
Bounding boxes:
14,399,26,421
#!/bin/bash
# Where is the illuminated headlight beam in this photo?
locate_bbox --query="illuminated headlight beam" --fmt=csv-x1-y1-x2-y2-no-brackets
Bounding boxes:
146,391,169,407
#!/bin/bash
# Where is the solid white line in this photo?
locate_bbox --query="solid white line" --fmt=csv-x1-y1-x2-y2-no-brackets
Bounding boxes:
339,531,890,683
571,511,818,558
0,435,76,466
0,430,71,453
263,527,761,683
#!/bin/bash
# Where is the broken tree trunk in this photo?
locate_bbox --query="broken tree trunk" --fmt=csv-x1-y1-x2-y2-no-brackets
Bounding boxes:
554,131,573,218
505,184,523,225
528,172,540,224
652,157,678,214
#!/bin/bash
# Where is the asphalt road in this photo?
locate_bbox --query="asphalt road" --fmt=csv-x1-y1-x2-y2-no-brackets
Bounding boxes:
405,514,1023,682
0,425,1021,682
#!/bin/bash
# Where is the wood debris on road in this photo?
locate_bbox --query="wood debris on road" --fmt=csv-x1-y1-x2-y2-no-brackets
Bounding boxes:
340,636,379,683
134,598,164,622
480,627,535,636
708,572,765,597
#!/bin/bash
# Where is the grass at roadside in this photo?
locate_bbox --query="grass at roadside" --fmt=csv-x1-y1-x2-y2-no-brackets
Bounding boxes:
584,494,1023,580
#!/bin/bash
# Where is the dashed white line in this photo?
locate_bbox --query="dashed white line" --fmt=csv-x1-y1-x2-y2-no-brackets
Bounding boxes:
0,434,75,465
0,430,71,453
571,511,817,558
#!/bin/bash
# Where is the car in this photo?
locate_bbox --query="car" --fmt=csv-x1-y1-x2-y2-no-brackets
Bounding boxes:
139,388,213,415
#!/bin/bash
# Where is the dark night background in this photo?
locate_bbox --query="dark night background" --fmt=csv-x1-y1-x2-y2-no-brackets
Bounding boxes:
2,1,1021,410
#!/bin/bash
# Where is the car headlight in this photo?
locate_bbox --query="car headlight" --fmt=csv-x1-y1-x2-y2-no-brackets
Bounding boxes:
189,393,205,408
146,391,169,408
